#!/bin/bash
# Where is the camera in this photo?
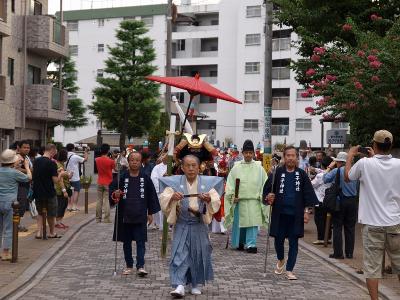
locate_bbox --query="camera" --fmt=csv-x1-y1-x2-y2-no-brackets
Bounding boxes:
359,147,369,155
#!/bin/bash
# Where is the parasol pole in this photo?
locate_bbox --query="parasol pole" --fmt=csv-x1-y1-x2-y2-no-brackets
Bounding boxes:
180,94,195,136
161,115,177,257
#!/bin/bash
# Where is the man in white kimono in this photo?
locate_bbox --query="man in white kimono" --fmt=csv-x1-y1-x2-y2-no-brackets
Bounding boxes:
159,155,224,298
150,153,168,230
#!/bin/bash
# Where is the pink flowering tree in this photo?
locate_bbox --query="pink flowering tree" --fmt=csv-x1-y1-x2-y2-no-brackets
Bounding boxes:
299,18,400,145
273,1,400,146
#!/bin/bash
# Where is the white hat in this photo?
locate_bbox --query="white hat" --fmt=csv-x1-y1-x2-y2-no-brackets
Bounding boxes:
0,149,19,164
334,152,347,162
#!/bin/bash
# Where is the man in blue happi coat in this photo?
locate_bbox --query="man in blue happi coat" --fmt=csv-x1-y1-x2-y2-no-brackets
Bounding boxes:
159,155,224,298
111,152,160,276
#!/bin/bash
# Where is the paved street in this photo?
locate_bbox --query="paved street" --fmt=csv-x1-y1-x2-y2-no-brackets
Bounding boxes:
17,212,370,300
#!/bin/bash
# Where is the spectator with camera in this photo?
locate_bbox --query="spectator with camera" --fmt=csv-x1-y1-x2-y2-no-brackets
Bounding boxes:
345,130,400,300
323,151,359,259
0,150,31,260
54,149,72,229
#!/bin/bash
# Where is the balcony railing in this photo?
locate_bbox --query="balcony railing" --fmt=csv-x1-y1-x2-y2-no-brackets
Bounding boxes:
53,20,65,46
272,38,291,52
272,67,290,80
0,75,5,100
271,124,289,136
272,97,290,110
52,87,62,110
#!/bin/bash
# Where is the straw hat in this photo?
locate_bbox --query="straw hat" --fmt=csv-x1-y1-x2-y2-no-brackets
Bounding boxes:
0,149,19,164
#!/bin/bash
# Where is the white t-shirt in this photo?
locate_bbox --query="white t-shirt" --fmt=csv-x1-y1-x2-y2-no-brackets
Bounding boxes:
66,152,85,182
348,154,400,226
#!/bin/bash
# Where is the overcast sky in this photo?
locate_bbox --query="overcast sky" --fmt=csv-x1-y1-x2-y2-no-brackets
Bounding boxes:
49,0,219,14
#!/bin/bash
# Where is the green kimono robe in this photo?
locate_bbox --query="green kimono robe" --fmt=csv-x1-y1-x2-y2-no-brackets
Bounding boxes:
224,160,268,228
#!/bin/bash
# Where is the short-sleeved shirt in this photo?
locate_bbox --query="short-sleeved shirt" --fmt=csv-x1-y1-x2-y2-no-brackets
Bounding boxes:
55,161,71,195
66,152,85,182
0,167,30,203
95,156,115,185
348,155,400,226
32,156,58,199
323,166,358,197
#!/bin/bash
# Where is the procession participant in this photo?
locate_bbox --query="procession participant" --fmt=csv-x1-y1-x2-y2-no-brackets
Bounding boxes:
224,140,267,253
211,156,229,234
150,153,168,230
159,155,224,297
264,146,319,280
110,152,160,276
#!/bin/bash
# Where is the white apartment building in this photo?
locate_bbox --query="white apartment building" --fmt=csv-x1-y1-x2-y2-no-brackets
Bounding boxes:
55,0,347,149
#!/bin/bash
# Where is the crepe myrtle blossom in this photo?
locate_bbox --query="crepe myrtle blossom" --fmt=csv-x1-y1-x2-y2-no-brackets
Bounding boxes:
370,14,382,21
357,50,365,57
342,24,352,31
306,68,316,76
367,55,378,62
371,75,380,82
325,74,337,82
305,106,315,114
311,54,321,62
354,81,363,90
388,98,397,108
369,60,382,69
313,47,326,55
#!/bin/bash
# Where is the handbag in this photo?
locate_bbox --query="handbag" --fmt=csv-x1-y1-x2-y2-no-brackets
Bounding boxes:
29,199,38,218
323,168,342,212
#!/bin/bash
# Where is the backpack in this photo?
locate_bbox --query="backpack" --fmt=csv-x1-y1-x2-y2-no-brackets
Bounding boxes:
323,168,342,212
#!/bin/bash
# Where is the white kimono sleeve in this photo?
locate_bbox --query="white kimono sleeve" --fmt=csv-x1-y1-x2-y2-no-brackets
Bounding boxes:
202,188,221,225
159,187,178,225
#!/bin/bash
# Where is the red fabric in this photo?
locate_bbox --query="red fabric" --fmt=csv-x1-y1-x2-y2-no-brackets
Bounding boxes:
146,75,242,104
95,156,115,185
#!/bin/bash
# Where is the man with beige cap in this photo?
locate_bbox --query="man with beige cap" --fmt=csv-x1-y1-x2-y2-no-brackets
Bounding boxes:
0,150,32,260
345,130,400,300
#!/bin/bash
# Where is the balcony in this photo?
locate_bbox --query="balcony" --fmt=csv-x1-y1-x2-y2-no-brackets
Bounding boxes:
272,67,290,80
272,96,290,110
27,15,68,58
0,0,11,36
26,85,68,122
271,124,289,136
0,75,5,100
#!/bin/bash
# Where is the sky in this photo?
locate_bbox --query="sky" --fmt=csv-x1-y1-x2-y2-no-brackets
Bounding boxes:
48,0,219,14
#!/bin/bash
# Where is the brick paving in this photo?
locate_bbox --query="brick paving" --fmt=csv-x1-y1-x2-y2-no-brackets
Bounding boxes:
23,214,371,300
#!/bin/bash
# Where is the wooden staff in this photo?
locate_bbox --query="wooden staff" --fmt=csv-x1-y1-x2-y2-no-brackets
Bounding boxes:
225,178,240,249
323,212,332,247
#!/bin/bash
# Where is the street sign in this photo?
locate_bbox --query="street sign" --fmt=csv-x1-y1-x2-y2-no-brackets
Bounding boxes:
326,129,347,144
263,154,272,173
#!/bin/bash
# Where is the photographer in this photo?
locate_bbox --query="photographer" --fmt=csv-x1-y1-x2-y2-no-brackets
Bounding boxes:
345,130,400,300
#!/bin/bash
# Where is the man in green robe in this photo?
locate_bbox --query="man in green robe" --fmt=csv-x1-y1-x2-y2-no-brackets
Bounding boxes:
225,140,268,253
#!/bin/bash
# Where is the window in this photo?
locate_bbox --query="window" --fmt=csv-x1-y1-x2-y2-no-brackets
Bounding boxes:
332,122,349,129
246,6,261,18
98,43,104,52
272,59,290,80
141,16,153,27
245,34,261,46
244,91,260,103
200,95,217,104
245,62,260,74
296,89,313,101
98,19,104,27
27,65,41,84
272,38,291,51
211,19,219,26
11,0,15,13
272,118,289,135
209,70,218,77
69,45,78,56
272,88,290,110
7,58,14,85
296,119,312,131
97,69,104,78
33,0,42,15
67,21,78,31
244,119,259,131
176,39,185,51
173,92,185,103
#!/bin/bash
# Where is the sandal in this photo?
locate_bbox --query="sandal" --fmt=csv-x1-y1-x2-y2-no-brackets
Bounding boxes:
48,234,62,238
122,268,133,275
35,235,42,239
286,272,298,280
274,260,285,275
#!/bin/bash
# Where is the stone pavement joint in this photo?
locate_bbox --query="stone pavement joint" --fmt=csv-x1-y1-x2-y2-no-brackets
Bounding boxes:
17,211,374,300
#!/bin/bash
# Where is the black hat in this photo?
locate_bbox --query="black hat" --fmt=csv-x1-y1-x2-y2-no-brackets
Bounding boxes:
242,140,255,152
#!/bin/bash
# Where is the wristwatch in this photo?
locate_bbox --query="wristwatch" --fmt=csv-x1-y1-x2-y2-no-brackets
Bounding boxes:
62,188,67,192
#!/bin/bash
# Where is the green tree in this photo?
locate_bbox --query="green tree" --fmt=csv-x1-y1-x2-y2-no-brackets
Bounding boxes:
148,112,169,152
90,20,161,148
48,57,88,128
273,0,400,146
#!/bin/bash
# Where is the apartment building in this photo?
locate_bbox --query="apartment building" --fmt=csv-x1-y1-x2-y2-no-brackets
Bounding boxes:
55,0,346,149
0,0,68,151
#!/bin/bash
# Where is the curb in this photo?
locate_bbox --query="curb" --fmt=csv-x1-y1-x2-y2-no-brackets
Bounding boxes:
299,240,398,300
0,216,94,300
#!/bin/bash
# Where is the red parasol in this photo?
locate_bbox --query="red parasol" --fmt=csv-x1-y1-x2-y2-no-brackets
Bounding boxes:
146,73,241,135
146,74,242,104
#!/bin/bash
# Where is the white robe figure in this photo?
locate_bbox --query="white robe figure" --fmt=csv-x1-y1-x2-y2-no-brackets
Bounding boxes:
150,162,168,230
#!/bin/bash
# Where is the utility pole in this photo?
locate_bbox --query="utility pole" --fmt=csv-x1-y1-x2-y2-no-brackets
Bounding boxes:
59,0,63,91
263,1,273,162
165,0,173,117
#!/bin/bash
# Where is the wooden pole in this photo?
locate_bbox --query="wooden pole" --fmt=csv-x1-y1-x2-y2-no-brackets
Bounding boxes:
161,115,177,257
323,212,331,247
